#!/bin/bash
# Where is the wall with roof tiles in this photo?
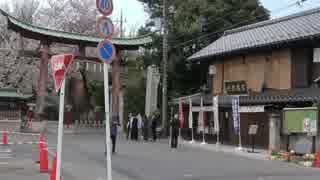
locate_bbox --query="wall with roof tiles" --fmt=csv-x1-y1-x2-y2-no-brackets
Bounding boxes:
212,49,292,95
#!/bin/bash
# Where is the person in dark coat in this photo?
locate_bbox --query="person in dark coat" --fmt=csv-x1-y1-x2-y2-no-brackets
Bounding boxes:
127,113,132,140
170,114,179,148
110,114,120,153
151,115,157,141
143,115,149,141
131,116,139,141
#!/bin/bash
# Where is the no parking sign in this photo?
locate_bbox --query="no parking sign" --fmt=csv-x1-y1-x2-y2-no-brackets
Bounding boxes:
97,39,116,64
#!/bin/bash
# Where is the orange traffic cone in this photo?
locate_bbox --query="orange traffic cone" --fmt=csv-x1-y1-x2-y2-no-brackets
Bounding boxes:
50,152,61,180
39,134,46,149
2,129,8,145
36,134,46,164
40,148,49,173
315,151,320,168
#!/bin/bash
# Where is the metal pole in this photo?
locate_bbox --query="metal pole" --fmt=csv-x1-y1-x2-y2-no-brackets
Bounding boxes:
104,63,112,180
56,79,66,180
200,96,206,145
162,0,168,136
169,106,173,146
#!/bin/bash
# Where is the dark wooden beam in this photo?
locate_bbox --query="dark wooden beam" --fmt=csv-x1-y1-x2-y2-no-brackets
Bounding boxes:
17,50,102,63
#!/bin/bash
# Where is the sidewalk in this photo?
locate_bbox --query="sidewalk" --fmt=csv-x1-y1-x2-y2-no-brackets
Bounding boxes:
182,140,269,161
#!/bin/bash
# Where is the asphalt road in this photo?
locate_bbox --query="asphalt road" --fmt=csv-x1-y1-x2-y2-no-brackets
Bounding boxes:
0,144,48,180
46,133,320,180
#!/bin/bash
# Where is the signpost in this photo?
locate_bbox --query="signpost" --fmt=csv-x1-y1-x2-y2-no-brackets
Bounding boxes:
97,17,114,39
50,54,74,180
96,1,115,180
96,0,113,16
97,40,116,63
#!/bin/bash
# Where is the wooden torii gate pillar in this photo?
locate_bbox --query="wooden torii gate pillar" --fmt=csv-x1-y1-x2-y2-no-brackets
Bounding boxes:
111,50,121,126
35,41,50,123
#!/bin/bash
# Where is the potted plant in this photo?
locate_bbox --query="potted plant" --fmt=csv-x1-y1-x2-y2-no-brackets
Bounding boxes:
270,149,279,160
302,153,316,167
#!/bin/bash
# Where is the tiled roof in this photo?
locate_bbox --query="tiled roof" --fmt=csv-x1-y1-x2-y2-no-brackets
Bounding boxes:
189,7,320,61
171,88,320,106
0,9,152,47
239,88,320,105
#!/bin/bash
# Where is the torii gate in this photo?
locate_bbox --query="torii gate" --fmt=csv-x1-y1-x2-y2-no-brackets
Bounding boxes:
0,9,152,127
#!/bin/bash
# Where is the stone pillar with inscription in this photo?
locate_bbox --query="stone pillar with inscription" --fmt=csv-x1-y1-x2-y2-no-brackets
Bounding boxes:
269,112,281,151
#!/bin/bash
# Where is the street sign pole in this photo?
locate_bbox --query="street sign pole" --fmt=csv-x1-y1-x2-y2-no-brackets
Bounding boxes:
96,1,115,179
56,79,66,180
104,63,112,180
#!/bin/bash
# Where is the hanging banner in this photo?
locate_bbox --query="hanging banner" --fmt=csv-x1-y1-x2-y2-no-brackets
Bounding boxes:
232,96,240,135
50,54,74,92
179,98,184,128
188,98,193,129
213,96,219,133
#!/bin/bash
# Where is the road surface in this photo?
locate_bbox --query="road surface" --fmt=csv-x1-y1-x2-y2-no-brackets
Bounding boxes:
46,133,320,180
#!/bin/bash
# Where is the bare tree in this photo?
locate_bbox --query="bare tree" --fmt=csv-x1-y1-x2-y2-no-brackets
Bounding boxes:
0,1,40,92
36,0,97,35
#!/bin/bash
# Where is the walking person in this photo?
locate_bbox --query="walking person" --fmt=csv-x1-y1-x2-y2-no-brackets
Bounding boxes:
170,114,179,149
130,115,139,141
143,115,149,141
151,114,158,142
110,116,120,153
110,114,120,154
137,113,143,140
127,113,132,140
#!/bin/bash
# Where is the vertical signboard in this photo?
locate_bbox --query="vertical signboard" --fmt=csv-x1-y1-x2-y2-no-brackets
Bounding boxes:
232,96,240,135
213,96,219,133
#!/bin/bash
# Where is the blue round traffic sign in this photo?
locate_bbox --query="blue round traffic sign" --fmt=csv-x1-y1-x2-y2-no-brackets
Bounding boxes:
97,39,116,64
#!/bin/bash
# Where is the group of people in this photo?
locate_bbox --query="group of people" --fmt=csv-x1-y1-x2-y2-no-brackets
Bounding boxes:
127,113,159,142
108,111,180,155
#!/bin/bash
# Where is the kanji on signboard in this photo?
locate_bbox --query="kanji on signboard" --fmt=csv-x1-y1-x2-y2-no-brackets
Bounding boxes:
50,54,74,92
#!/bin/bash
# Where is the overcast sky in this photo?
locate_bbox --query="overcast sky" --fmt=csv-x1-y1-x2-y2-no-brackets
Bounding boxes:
118,0,320,29
2,0,320,31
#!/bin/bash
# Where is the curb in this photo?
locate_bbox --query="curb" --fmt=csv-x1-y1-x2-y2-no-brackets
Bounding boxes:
182,140,269,161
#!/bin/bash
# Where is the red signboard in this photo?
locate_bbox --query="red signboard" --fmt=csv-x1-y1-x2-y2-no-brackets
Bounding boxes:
50,54,74,92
